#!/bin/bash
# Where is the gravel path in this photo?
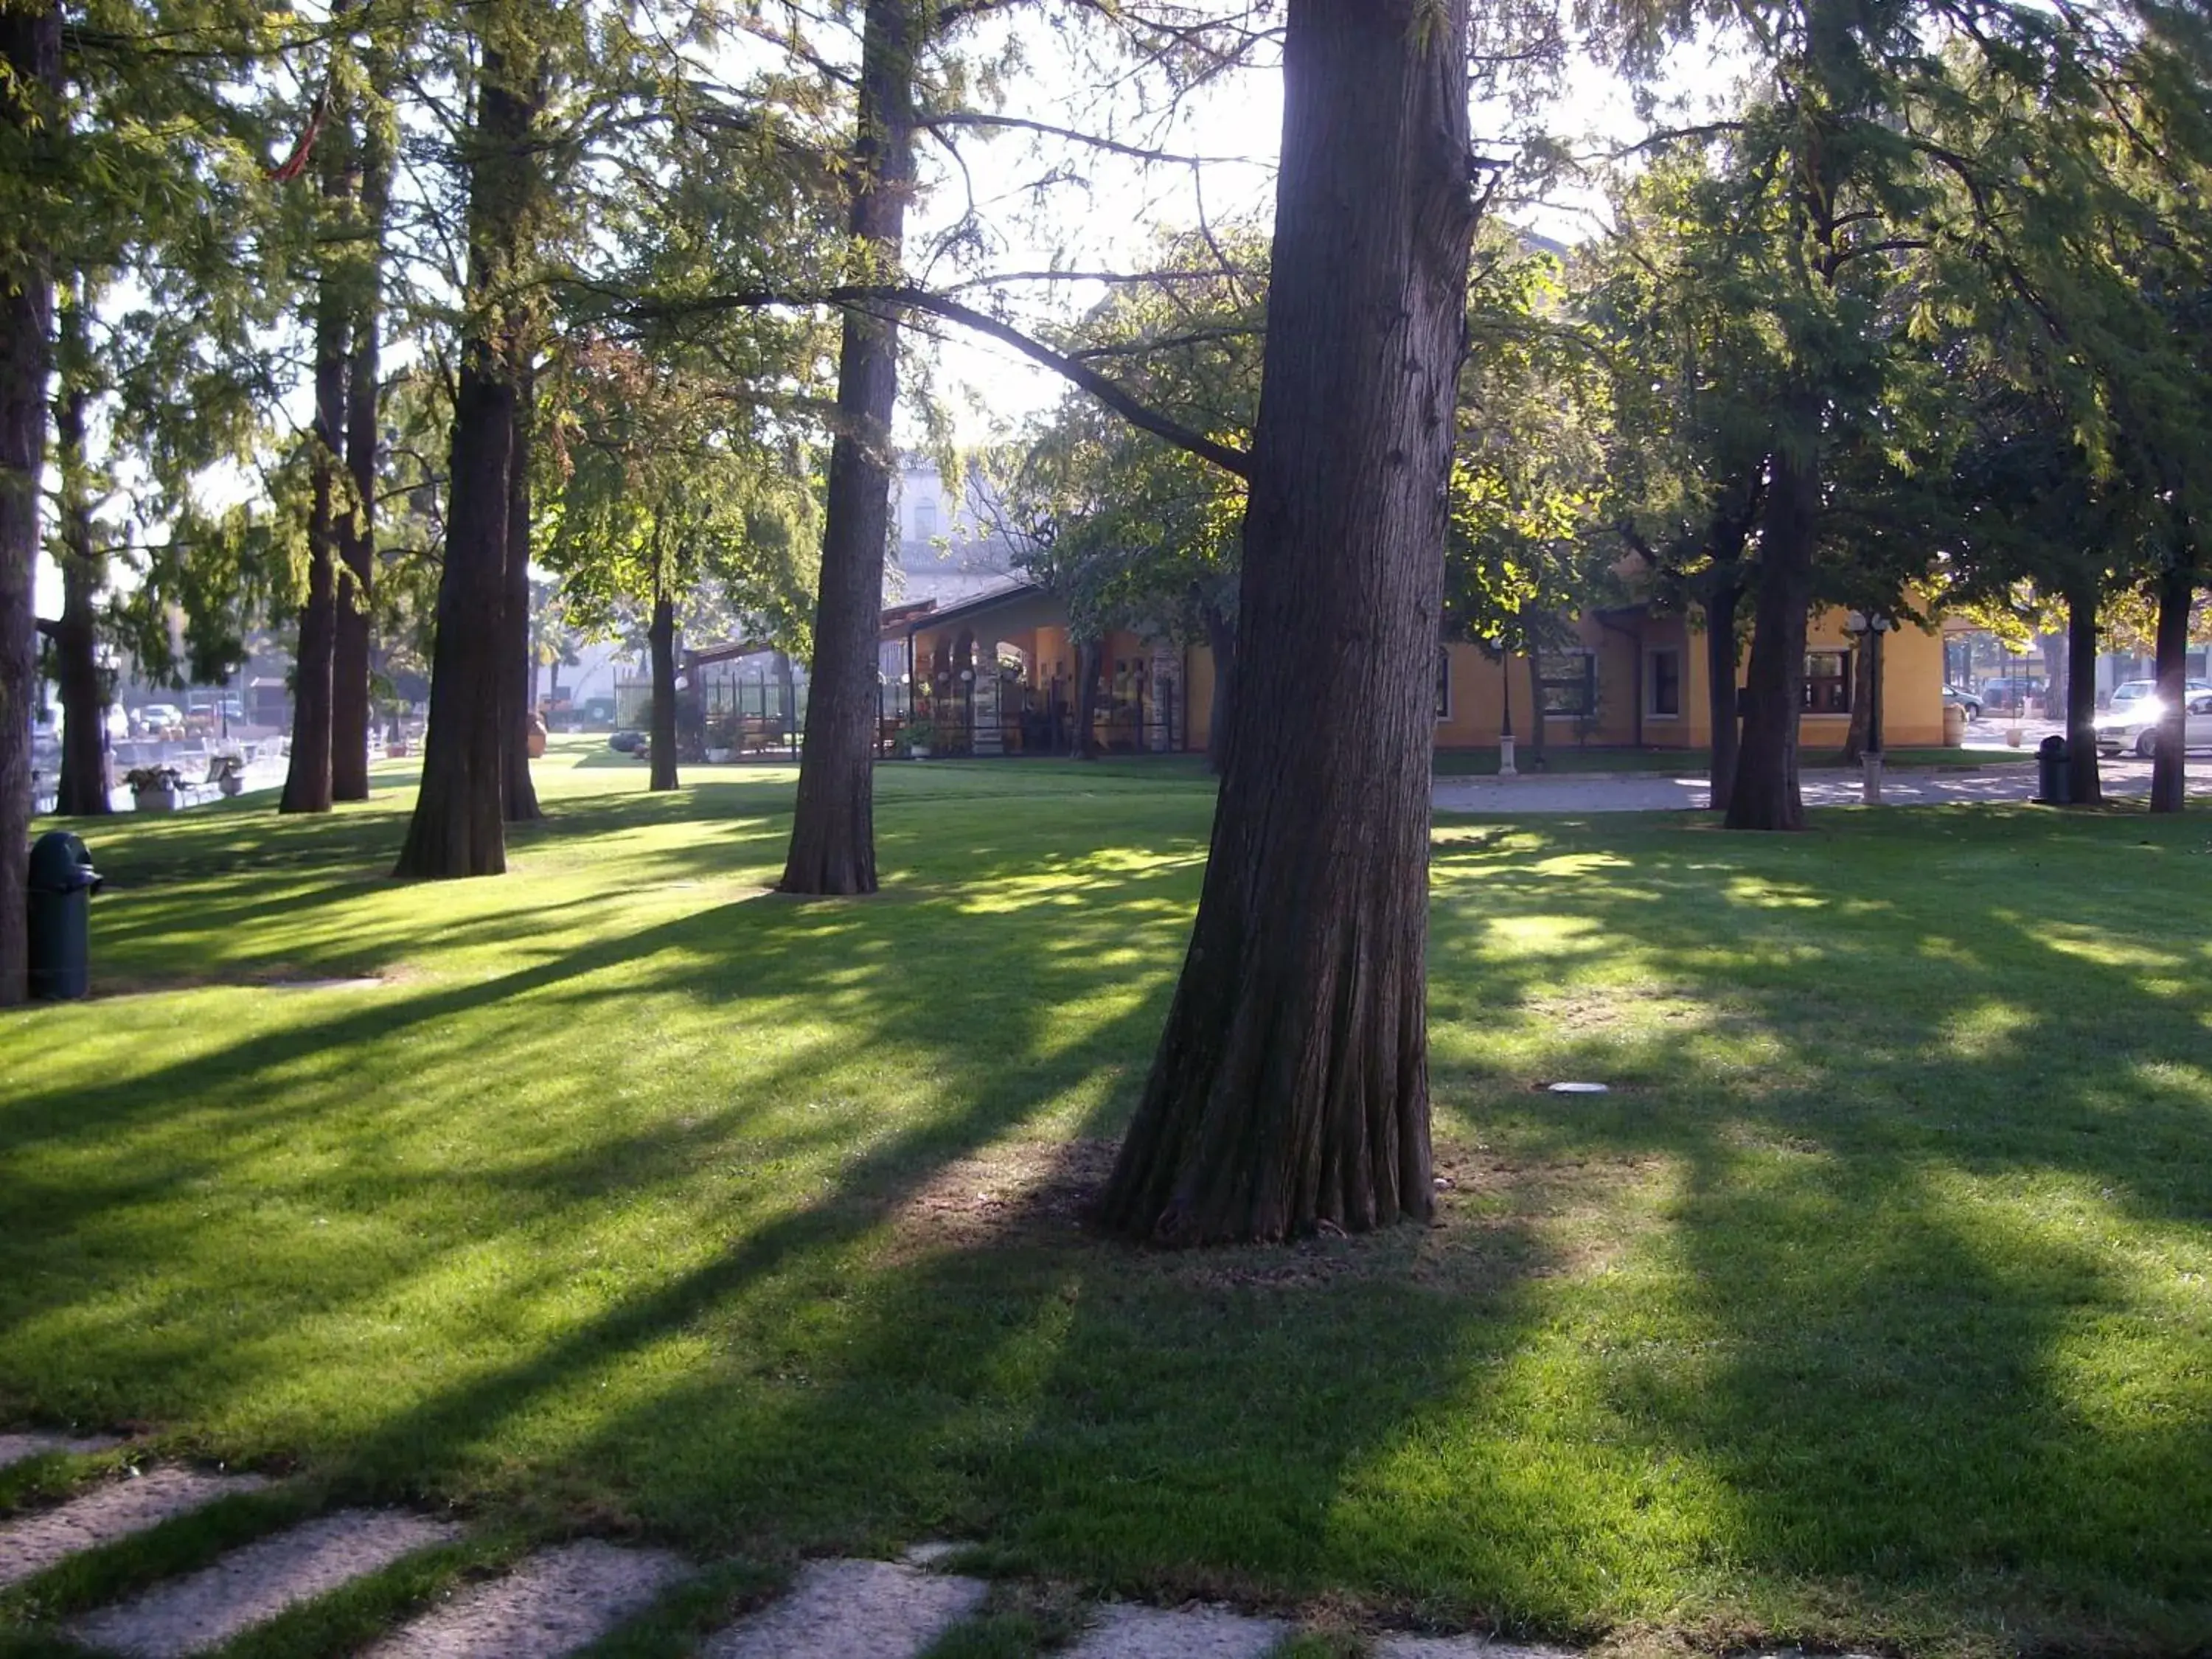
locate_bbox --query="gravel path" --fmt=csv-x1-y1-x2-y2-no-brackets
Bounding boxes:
362,1540,689,1658
1062,1601,1287,1658
702,1558,987,1658
0,1467,270,1589
69,1510,459,1657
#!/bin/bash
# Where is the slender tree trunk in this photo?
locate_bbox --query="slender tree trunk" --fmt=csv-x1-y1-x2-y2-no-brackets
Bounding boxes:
52,297,110,816
1200,599,1234,774
2065,585,2101,807
648,585,678,792
501,349,542,820
281,91,352,817
1071,634,1103,759
395,28,539,877
1703,571,1742,813
2149,557,2194,815
1097,0,1472,1244
0,0,59,1004
1839,641,1871,766
1726,417,1820,831
779,0,914,894
2039,628,2067,726
333,67,391,803
1525,648,1546,771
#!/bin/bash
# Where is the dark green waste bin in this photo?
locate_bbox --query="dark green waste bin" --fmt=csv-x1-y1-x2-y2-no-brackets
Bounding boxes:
2036,734,2071,805
28,831,100,1001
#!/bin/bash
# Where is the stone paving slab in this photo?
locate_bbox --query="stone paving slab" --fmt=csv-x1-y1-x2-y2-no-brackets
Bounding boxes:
1375,1637,1585,1659
69,1509,461,1658
703,1558,988,1659
1064,1601,1287,1659
0,1431,121,1470
0,1467,271,1590
363,1540,689,1659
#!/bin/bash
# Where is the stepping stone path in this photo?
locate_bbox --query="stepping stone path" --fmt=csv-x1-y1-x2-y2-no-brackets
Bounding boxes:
0,1431,121,1470
69,1510,460,1658
364,1539,689,1658
703,1557,988,1658
0,1466,269,1589
1063,1601,1287,1658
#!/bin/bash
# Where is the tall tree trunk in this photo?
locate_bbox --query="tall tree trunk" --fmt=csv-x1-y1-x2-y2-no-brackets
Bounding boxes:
1524,647,1546,771
0,0,59,1005
1096,0,1472,1245
1071,634,1102,759
333,66,391,803
779,0,914,894
648,583,678,791
52,295,110,816
2149,557,2194,815
395,27,539,877
281,88,352,817
1839,640,1871,766
1200,598,1235,773
2065,585,2101,807
501,349,542,821
1726,415,1820,831
1703,571,1743,813
2039,628,2066,726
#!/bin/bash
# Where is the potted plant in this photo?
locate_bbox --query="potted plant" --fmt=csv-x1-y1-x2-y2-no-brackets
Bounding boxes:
126,763,183,813
211,753,247,797
906,717,938,759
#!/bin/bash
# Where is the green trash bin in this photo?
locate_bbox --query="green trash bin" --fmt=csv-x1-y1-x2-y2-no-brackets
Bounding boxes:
28,831,101,1001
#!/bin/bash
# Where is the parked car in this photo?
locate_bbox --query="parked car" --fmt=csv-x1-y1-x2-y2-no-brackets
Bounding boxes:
2094,688,2212,757
1977,677,2044,715
136,701,184,736
1942,684,1983,718
2106,676,2212,710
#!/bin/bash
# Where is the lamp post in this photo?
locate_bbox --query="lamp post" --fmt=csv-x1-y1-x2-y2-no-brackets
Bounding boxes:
1843,611,1893,804
1498,650,1517,777
960,667,974,754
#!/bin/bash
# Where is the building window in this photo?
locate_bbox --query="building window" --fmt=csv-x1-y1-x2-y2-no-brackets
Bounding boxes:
1804,650,1851,713
915,499,938,540
1646,648,1683,719
1538,650,1596,717
1436,647,1452,721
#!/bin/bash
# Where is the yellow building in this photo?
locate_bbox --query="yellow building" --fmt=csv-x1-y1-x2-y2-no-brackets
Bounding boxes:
888,582,1950,757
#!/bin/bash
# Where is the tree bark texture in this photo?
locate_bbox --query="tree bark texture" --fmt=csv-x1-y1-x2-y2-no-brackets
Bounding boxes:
1839,640,1871,765
0,0,61,1004
778,0,914,894
1200,599,1234,773
394,35,538,877
2065,586,2101,807
501,349,541,820
52,306,109,815
1702,571,1743,813
1725,418,1819,830
648,585,678,792
1096,0,1472,1245
280,96,353,816
1071,634,1102,759
1524,647,1546,771
333,74,391,803
2149,557,2194,815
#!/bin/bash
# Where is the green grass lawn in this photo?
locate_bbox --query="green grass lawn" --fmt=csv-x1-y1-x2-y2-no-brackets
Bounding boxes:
4,741,2208,1658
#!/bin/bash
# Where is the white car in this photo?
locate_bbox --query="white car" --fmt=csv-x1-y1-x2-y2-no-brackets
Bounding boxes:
137,701,184,734
2095,687,2212,757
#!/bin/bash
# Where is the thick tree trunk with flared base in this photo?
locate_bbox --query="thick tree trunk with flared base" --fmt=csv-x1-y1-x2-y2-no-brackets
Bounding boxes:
1096,0,1471,1245
52,351,110,817
2065,586,2102,807
501,353,541,821
0,0,58,1004
1200,601,1234,773
1726,428,1819,831
647,590,678,792
779,0,913,896
1703,574,1742,814
281,542,338,813
394,336,512,877
2149,559,2194,815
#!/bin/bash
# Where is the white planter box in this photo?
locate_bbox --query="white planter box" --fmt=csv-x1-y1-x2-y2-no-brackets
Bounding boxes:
133,788,179,813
